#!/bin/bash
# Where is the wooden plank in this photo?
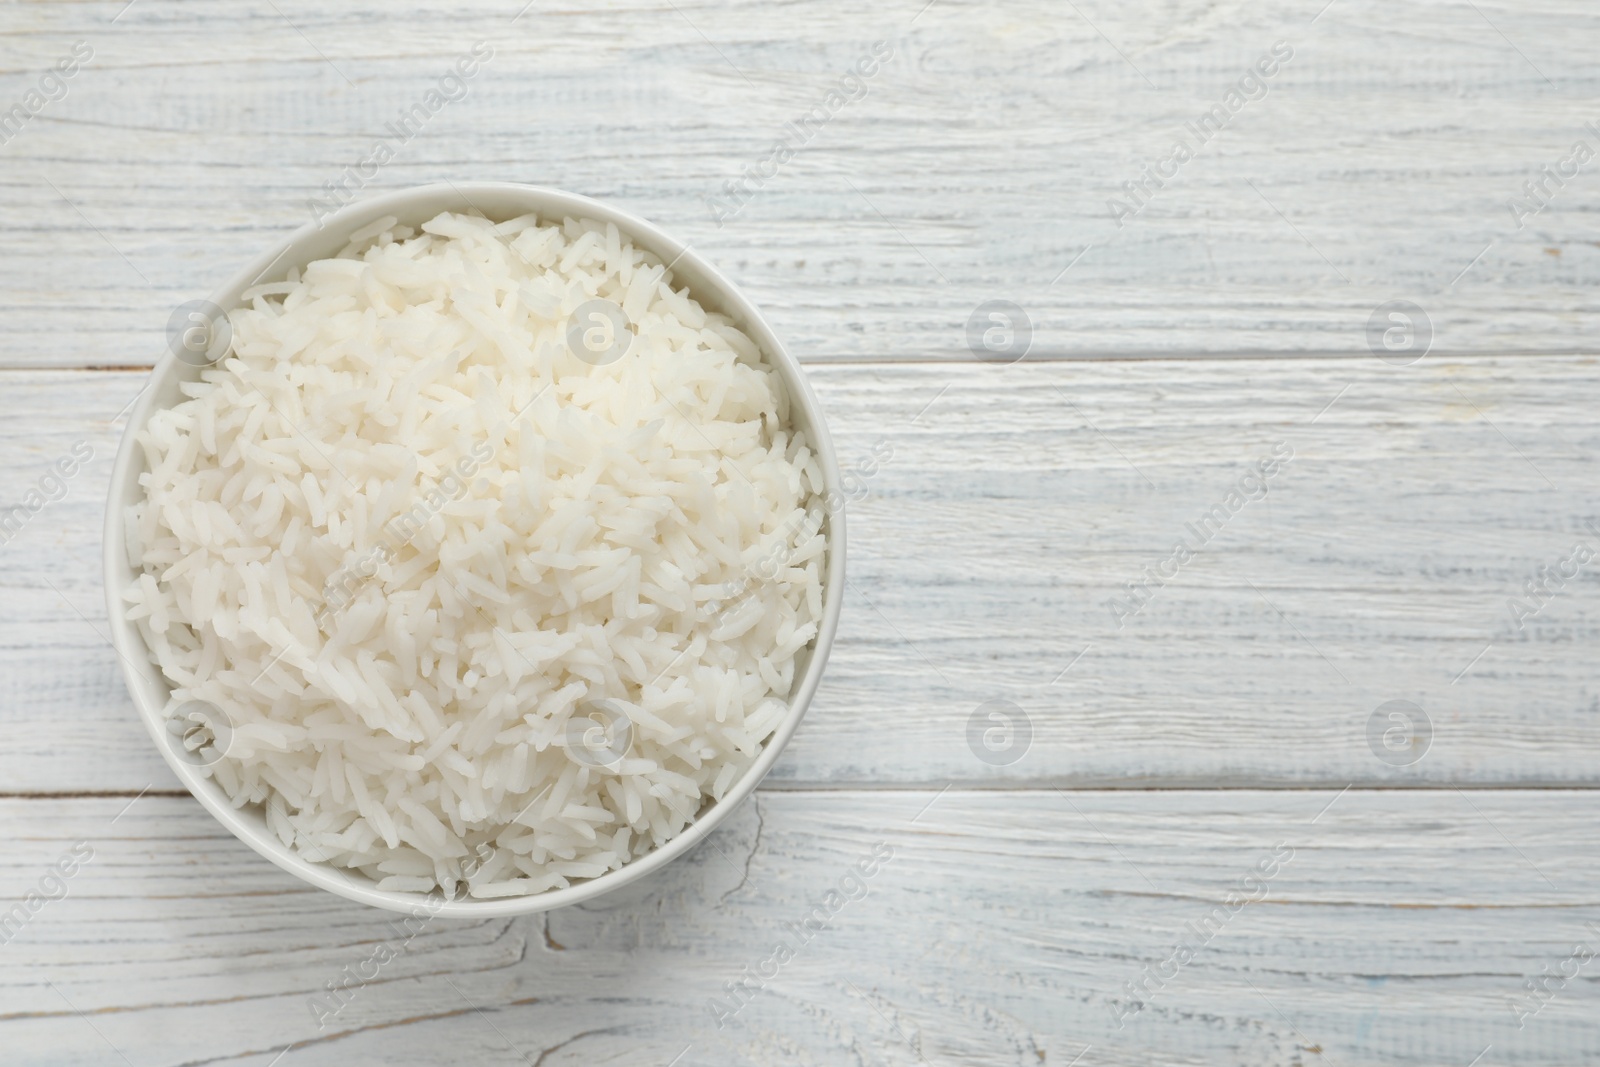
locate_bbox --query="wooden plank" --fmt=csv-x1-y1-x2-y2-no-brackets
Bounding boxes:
2,0,1599,365
4,357,1599,791
1,790,1597,1065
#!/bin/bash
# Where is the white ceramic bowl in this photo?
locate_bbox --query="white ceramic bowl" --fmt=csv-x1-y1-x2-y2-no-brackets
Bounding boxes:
103,182,845,916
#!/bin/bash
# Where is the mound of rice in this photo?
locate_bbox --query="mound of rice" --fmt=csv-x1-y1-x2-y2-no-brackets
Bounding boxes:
124,210,827,899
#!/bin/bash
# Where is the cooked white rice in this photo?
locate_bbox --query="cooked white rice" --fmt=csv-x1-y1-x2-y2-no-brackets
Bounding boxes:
124,210,827,899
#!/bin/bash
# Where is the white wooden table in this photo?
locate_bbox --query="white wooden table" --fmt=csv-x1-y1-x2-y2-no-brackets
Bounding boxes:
4,0,1599,1063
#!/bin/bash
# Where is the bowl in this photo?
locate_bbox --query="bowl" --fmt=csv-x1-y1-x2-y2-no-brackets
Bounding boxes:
103,182,845,916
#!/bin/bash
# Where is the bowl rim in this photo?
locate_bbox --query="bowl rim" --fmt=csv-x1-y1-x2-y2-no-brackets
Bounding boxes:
102,181,846,916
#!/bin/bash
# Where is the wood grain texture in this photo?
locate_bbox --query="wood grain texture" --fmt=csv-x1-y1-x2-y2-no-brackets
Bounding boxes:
6,1,1600,1061
2,0,1600,364
2,791,1598,1066
4,358,1598,792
